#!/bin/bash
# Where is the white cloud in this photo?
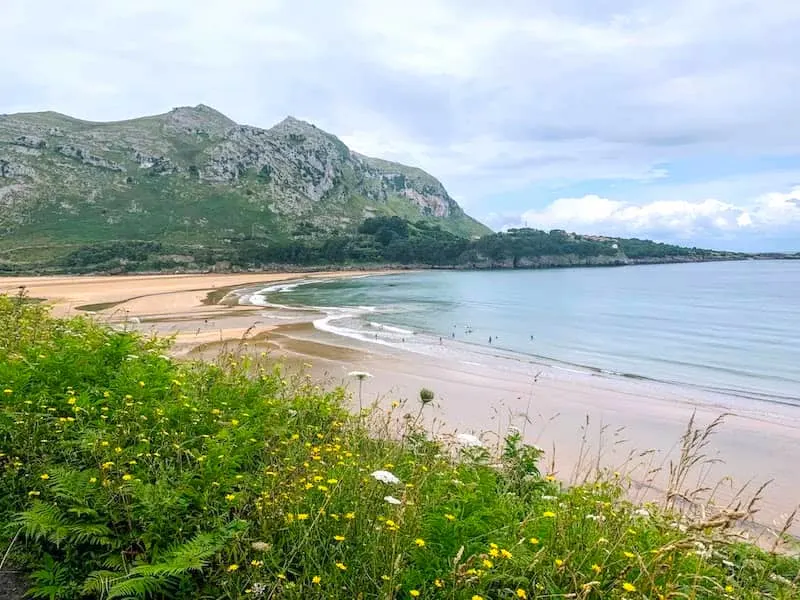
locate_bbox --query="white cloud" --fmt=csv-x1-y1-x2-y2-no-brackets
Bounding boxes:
1,0,800,249
496,187,800,248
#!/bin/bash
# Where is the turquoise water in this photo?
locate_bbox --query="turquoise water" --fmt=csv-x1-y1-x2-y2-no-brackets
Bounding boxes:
256,261,800,406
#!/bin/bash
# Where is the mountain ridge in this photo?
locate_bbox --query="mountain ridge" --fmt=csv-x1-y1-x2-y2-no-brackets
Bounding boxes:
0,105,489,259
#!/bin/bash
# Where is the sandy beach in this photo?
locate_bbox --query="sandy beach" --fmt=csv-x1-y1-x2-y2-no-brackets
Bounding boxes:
2,271,798,539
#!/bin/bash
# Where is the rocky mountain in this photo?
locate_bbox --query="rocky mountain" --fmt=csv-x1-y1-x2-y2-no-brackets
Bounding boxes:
0,105,488,261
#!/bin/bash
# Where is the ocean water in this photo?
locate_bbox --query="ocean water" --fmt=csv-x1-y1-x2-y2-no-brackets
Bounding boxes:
252,261,800,407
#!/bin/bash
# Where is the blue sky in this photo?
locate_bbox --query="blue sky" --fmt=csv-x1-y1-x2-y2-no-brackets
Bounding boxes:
2,0,800,251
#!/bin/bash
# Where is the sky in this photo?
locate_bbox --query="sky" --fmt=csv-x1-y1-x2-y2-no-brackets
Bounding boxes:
2,0,800,251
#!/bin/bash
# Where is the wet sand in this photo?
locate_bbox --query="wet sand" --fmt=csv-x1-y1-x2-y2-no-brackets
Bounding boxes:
3,271,798,539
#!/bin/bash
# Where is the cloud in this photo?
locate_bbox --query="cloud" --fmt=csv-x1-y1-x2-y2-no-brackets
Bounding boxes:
490,188,800,250
1,0,799,249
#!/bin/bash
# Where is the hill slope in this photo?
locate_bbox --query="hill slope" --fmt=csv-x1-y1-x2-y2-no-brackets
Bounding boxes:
0,105,489,258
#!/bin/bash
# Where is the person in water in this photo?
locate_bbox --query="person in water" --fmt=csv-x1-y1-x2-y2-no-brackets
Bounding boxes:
489,336,492,343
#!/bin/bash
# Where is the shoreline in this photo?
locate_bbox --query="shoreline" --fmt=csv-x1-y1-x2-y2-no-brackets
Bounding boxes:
2,271,798,538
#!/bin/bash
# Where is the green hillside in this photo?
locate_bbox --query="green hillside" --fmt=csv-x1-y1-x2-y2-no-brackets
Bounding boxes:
0,105,489,263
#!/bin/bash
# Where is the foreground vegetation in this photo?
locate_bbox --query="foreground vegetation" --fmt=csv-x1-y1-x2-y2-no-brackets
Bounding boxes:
0,295,798,599
0,218,743,274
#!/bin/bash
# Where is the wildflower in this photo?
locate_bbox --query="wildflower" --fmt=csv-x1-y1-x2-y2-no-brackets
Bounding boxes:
410,591,420,597
114,447,123,454
312,576,321,585
555,558,564,567
3,389,12,395
489,547,500,558
434,579,443,588
472,596,484,600
333,535,345,542
225,494,236,502
724,585,734,593
482,559,494,568
500,548,513,559
371,470,401,484
227,564,239,572
335,562,347,571
231,419,240,426
348,371,373,380
516,590,527,599
592,564,602,574
623,551,635,559
67,397,76,405
414,538,426,547
89,477,97,483
122,474,133,481
456,433,483,447
28,491,40,496
250,560,264,567
344,512,355,520
296,513,309,520
622,582,636,592
384,495,402,505
381,575,391,581
528,537,539,545
542,510,556,518
444,513,456,521
40,473,49,480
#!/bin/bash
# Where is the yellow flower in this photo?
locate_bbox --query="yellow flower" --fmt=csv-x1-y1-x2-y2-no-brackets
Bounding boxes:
489,548,499,558
623,551,635,559
555,558,564,567
414,538,426,547
138,381,145,387
89,477,97,483
122,474,133,481
333,535,345,542
542,510,556,518
114,447,123,453
528,537,540,545
312,576,321,585
225,494,236,502
434,579,443,588
444,513,456,521
344,512,355,520
39,473,49,480
516,590,527,599
230,419,239,426
227,564,239,572
335,562,347,571
3,389,12,394
724,584,733,593
472,596,484,600
591,563,602,574
410,591,420,597
622,582,636,592
500,549,513,559
296,513,309,520
482,559,493,568
67,397,76,405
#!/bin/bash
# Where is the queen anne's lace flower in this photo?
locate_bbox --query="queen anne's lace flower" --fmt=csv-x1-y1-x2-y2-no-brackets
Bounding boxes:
371,469,400,484
456,433,483,447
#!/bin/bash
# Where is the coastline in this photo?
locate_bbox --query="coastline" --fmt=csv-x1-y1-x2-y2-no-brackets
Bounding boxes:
3,271,798,538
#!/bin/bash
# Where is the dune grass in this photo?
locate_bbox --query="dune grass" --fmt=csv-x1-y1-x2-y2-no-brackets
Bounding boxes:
0,293,798,599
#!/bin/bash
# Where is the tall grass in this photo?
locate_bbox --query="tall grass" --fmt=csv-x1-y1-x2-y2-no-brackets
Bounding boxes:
0,293,798,599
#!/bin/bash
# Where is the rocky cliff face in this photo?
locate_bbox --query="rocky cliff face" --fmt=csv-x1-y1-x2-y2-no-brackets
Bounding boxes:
0,106,488,249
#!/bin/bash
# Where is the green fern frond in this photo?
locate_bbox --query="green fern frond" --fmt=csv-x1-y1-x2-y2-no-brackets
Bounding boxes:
14,501,70,547
131,530,230,576
66,522,115,547
81,570,121,596
106,575,164,599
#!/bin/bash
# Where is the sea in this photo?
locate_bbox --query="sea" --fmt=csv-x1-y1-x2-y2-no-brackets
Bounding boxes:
244,260,800,409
